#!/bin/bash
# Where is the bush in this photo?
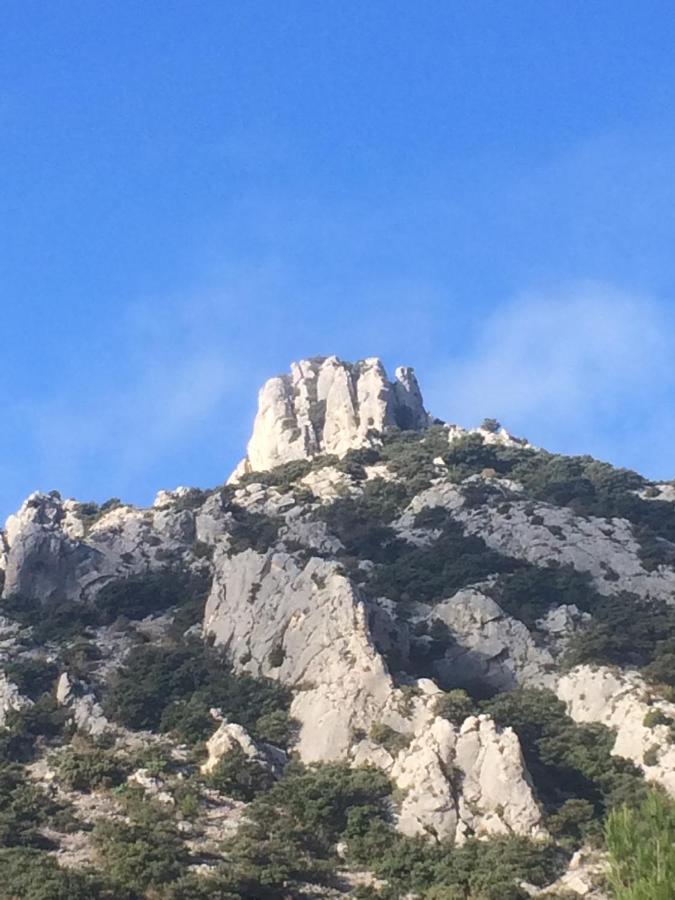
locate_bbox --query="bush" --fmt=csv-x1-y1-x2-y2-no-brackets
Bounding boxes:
493,564,601,628
315,479,408,562
205,746,275,801
482,688,647,824
103,638,295,748
93,569,211,625
368,723,411,755
366,512,521,604
643,709,673,729
434,689,476,725
3,658,59,701
0,848,109,899
55,740,130,792
605,790,675,899
3,694,71,761
0,762,62,848
93,801,189,893
227,507,282,554
370,833,562,898
564,593,675,679
225,762,393,890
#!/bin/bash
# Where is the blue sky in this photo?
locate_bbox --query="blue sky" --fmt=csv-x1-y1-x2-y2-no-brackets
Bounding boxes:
2,2,675,519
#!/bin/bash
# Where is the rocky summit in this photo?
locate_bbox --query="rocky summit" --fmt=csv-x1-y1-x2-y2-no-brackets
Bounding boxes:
0,356,674,899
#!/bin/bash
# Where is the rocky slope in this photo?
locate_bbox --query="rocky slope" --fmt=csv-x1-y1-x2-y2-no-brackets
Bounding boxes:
0,355,674,899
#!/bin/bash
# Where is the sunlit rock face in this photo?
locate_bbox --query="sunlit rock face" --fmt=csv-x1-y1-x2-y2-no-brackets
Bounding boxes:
231,356,431,478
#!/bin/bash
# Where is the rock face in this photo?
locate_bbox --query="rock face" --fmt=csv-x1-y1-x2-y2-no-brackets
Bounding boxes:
231,356,431,477
0,671,30,726
390,714,544,843
201,716,284,776
202,538,544,843
416,587,557,692
557,665,675,794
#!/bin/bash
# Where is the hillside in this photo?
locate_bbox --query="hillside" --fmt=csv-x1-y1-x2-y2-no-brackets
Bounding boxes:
0,356,674,899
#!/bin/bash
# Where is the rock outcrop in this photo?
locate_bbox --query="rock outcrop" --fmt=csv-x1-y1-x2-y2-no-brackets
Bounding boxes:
231,356,431,478
202,539,545,842
201,716,284,776
557,665,675,794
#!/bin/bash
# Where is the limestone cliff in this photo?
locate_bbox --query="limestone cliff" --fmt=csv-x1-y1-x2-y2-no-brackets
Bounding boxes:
231,355,431,478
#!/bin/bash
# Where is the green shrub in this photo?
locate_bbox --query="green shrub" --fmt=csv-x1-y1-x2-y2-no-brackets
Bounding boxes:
493,564,601,628
315,479,408,562
370,833,562,898
0,762,62,847
227,507,282,554
93,801,189,893
368,723,411,755
565,593,675,678
93,569,211,625
605,790,675,899
4,694,71,761
55,740,130,792
643,709,673,729
434,689,476,725
103,638,295,748
482,688,647,823
366,513,521,604
205,746,275,801
0,848,109,900
2,658,59,701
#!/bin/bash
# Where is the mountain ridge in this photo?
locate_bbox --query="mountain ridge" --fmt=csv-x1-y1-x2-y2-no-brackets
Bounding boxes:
0,357,674,898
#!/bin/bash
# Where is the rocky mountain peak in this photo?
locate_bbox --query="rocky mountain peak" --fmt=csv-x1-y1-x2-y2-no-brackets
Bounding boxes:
231,355,431,479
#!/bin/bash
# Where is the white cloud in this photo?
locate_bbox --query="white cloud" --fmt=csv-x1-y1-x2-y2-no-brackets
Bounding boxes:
425,282,675,476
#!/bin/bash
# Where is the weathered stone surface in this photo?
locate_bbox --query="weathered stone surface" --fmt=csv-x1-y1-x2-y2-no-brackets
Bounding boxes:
201,715,284,775
390,714,544,843
557,665,675,795
0,670,31,725
203,544,545,841
417,587,557,691
55,672,111,736
399,480,675,601
231,356,431,478
1,491,205,604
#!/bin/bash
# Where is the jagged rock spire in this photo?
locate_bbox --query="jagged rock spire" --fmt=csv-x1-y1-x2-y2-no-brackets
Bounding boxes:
232,356,431,478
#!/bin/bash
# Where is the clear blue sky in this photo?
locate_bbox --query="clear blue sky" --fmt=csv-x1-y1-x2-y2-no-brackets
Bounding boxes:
2,1,675,518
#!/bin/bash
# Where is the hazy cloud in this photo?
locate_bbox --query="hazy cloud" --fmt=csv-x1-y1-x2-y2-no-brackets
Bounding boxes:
425,283,675,477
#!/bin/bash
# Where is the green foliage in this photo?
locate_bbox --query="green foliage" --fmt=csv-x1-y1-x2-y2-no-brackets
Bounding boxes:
93,569,211,625
564,593,675,682
3,694,71,761
0,848,111,900
93,801,189,893
368,833,562,899
55,739,130,792
226,506,283,554
0,762,62,848
379,426,457,494
223,762,393,893
434,689,476,725
316,478,409,562
368,723,411,755
1,594,99,645
2,658,59,701
605,790,675,899
205,746,275,801
366,511,521,604
643,709,673,729
483,688,647,830
163,871,240,899
493,564,601,628
103,637,295,748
